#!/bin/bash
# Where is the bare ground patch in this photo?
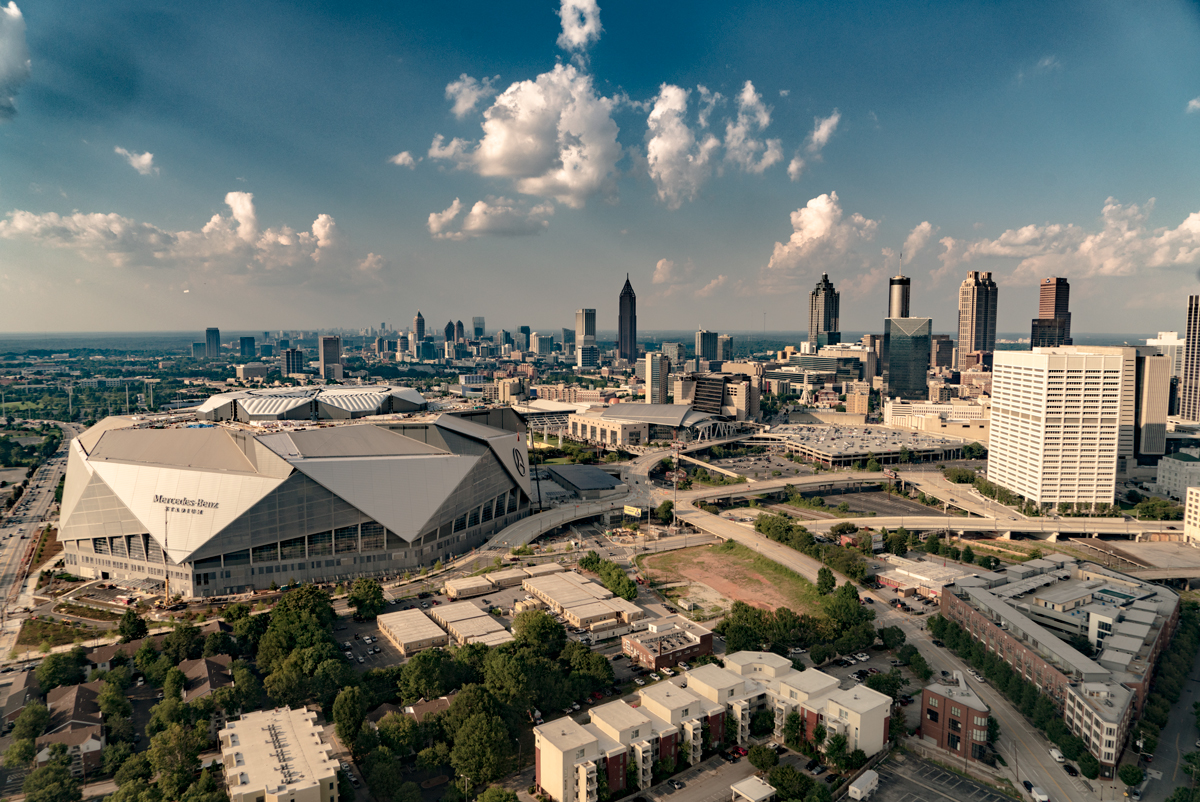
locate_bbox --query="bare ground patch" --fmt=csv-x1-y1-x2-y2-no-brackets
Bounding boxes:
643,545,798,614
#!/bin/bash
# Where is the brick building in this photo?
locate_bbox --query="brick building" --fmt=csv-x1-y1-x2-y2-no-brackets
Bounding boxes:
621,616,713,670
919,672,990,761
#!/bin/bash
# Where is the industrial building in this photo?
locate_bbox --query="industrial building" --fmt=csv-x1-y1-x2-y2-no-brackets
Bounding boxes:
58,408,531,598
220,707,339,802
377,609,449,656
523,571,646,635
428,601,514,646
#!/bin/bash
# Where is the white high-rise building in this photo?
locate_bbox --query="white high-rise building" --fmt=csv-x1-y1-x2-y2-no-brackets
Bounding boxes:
989,347,1135,507
1146,331,1185,379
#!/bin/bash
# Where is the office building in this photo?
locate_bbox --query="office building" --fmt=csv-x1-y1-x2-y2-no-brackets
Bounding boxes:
560,328,575,356
412,311,425,354
645,353,671,405
1184,297,1200,421
205,328,221,359
882,318,932,400
576,309,596,365
1135,350,1170,457
1145,331,1184,378
716,335,733,361
1154,449,1200,500
281,348,306,376
808,273,841,348
444,321,454,344
220,707,339,802
192,343,206,359
662,342,684,364
920,672,991,762
989,347,1135,506
318,336,342,381
888,274,910,319
519,326,532,350
884,399,990,444
259,344,274,358
931,335,954,369
956,271,998,370
239,337,256,358
942,558,1179,775
473,316,485,338
533,334,554,356
454,320,464,342
673,372,760,421
695,330,718,361
618,275,637,362
1185,487,1200,544
60,404,529,597
1030,277,1073,348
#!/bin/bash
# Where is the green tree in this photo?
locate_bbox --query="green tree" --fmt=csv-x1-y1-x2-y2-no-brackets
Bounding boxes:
4,738,34,769
865,669,908,700
333,686,366,753
114,752,152,786
12,702,50,741
202,631,236,658
102,741,133,775
180,770,227,802
450,712,512,786
768,764,813,801
117,610,149,643
824,732,848,771
161,622,203,663
817,567,836,595
877,626,905,650
36,648,86,692
748,744,778,771
348,578,386,619
22,760,81,802
655,500,674,525
148,723,206,800
477,787,519,802
162,667,186,702
512,610,567,658
98,682,133,720
987,716,1000,744
1118,765,1144,789
1078,751,1100,780
961,545,974,564
107,715,135,744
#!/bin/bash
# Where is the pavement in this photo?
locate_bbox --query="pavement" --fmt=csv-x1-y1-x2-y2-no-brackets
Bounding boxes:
875,752,1013,802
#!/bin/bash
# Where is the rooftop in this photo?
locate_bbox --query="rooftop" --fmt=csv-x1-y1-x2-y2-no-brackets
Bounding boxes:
221,708,337,796
924,672,990,713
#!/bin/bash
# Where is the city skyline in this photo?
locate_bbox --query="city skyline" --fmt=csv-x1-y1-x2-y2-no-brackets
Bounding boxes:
0,2,1198,332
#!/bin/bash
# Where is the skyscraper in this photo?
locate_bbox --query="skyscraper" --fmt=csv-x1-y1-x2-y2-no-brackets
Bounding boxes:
1030,277,1072,348
575,309,596,366
1135,349,1171,457
662,342,684,364
412,311,425,352
281,347,305,375
618,275,637,362
455,320,465,342
518,326,531,351
808,273,841,348
444,321,455,344
956,271,998,369
318,336,342,380
882,318,932,400
645,353,670,404
888,274,911,319
561,328,575,355
695,330,718,361
205,327,221,359
716,334,733,361
239,336,256,358
473,317,485,338
1182,296,1200,421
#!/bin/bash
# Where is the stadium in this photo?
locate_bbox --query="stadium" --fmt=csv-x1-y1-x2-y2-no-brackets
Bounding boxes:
196,384,428,421
58,398,531,598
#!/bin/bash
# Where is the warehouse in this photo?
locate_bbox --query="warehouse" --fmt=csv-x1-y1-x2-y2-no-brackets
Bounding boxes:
58,407,531,598
428,601,514,646
377,609,449,656
443,576,493,599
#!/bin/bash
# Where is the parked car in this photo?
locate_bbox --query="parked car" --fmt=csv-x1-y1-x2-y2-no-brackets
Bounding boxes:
811,765,826,777
634,678,645,686
932,639,945,647
668,780,685,790
649,673,661,681
1063,764,1078,777
855,653,869,661
732,746,748,757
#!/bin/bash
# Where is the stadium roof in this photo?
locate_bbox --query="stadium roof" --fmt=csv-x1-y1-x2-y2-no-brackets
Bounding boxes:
196,385,426,421
594,404,714,427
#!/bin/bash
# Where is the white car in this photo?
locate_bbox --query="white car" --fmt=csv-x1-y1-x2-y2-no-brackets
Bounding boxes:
855,653,870,662
661,667,674,676
634,678,645,686
649,673,661,681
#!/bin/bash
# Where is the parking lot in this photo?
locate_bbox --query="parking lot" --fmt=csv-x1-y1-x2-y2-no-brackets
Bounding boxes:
707,453,815,481
874,753,1014,802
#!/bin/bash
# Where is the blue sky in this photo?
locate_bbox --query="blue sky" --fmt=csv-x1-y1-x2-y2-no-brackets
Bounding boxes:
1,0,1199,335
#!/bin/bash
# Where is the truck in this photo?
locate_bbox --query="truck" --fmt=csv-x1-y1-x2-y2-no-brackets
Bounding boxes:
1030,788,1049,802
847,770,878,800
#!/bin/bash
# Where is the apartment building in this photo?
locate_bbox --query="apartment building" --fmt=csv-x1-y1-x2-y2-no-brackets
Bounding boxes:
942,558,1179,774
1185,487,1200,545
920,672,990,761
221,708,339,802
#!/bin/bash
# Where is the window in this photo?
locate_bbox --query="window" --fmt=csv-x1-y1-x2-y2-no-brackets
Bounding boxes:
928,697,938,707
631,729,639,738
926,710,939,723
947,733,961,751
952,706,961,717
576,749,585,759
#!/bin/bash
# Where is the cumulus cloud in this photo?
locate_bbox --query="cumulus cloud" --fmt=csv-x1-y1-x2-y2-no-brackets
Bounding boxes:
760,191,879,291
1188,97,1200,114
429,63,620,208
724,81,782,174
936,197,1200,283
114,147,157,176
807,110,841,154
694,274,727,298
446,74,498,119
427,196,553,240
0,2,30,122
787,155,805,182
557,0,602,52
696,86,722,129
0,192,366,283
645,84,721,208
903,220,936,259
389,151,416,168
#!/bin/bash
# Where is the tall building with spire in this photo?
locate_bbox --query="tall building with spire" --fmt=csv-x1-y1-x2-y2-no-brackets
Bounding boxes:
618,275,637,362
455,320,465,342
1030,277,1072,348
808,273,841,348
444,321,455,344
888,274,911,319
956,271,999,369
412,311,425,355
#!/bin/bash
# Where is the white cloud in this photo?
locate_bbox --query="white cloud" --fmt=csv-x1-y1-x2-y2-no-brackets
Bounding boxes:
779,89,790,97
358,253,384,272
114,147,158,176
430,64,620,208
445,74,498,119
806,109,841,154
645,84,721,209
557,0,602,52
936,196,1200,282
694,274,727,298
0,2,30,122
903,220,936,259
427,196,553,240
787,155,805,182
652,258,677,284
760,191,879,291
1018,55,1062,84
388,151,417,168
696,86,722,129
1187,97,1200,114
724,81,782,174
0,192,363,283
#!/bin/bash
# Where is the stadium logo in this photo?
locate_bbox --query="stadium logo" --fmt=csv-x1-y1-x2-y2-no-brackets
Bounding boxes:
512,447,526,476
152,494,220,510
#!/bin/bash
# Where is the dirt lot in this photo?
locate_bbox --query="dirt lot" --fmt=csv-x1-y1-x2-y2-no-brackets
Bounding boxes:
641,542,822,616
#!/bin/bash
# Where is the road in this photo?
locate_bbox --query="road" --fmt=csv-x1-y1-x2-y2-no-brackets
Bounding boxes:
0,421,81,653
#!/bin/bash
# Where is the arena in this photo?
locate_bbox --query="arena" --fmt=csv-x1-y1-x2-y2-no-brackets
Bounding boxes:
58,408,531,598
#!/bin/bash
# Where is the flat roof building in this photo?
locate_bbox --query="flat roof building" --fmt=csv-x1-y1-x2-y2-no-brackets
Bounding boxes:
621,615,713,670
377,609,449,656
919,671,990,762
220,708,339,802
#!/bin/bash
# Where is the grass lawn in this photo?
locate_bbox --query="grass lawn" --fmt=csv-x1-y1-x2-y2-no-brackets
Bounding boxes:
16,617,97,649
54,602,124,622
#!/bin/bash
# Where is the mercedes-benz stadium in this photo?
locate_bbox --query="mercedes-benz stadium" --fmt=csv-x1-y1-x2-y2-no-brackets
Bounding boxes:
59,400,531,598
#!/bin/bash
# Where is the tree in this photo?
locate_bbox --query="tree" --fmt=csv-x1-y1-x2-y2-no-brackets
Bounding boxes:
477,787,519,802
655,500,674,525
512,610,567,658
98,682,133,720
180,769,228,802
348,578,386,619
768,765,813,801
107,715,135,744
148,723,206,800
865,669,908,700
163,667,186,701
161,622,203,663
22,761,81,802
4,738,34,769
817,567,836,595
987,716,1000,744
824,732,848,771
102,741,134,775
450,712,511,786
1118,765,1144,789
748,744,778,771
877,626,905,650
12,702,50,741
114,752,152,786
118,610,149,643
36,648,86,692
202,631,236,658
333,686,366,752
1078,751,1100,780
961,545,974,564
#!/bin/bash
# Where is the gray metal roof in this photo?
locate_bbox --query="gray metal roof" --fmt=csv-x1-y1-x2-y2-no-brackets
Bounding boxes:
545,465,620,491
272,426,445,458
596,404,713,427
89,428,257,474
